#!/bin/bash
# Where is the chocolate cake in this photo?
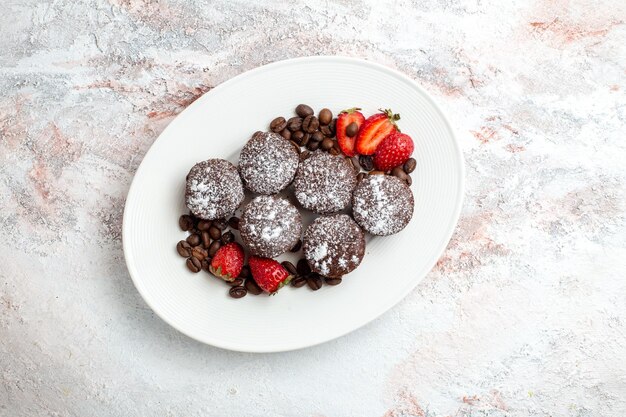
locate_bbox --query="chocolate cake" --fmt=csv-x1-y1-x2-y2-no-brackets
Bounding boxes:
185,159,244,220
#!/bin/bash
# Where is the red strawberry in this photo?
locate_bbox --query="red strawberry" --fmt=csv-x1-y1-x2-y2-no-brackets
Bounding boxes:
336,107,365,157
373,131,414,171
248,256,293,294
209,242,244,282
355,109,400,155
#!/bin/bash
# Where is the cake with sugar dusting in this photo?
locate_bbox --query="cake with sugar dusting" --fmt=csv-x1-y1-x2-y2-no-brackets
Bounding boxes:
239,195,302,258
303,214,365,278
293,152,357,214
352,175,414,236
185,159,244,220
238,131,299,195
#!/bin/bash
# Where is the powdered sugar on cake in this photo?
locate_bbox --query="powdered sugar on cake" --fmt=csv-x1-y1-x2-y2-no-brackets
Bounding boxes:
293,152,357,214
239,195,302,258
302,214,365,278
239,131,299,195
352,175,414,236
185,159,244,220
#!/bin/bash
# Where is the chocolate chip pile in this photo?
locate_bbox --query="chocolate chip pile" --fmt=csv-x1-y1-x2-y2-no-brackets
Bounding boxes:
176,104,416,299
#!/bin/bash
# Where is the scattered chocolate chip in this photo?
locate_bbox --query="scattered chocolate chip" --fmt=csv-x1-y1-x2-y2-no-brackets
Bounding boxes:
209,225,222,240
228,217,240,230
229,286,247,298
346,122,359,138
321,138,334,150
221,231,235,244
228,278,244,287
213,218,228,230
238,265,251,279
307,140,320,151
186,233,201,246
197,220,212,231
270,116,287,133
191,246,208,261
208,240,222,257
359,155,374,171
245,278,263,295
403,158,416,174
296,104,314,118
281,261,297,275
290,276,307,288
287,116,303,132
302,115,319,133
280,128,292,140
311,131,324,142
297,259,311,276
318,108,332,125
186,257,201,273
176,240,192,257
369,170,385,175
357,172,366,181
306,273,323,290
179,215,194,231
325,277,342,285
391,166,409,182
290,239,302,252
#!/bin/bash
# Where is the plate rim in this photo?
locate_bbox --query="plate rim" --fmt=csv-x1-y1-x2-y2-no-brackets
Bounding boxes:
122,55,465,352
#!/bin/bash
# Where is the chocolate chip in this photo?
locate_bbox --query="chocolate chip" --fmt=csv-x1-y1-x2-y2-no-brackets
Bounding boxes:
346,122,359,138
228,277,244,287
297,259,311,276
221,231,235,244
228,216,240,230
325,277,342,285
302,115,319,133
213,218,228,230
176,240,192,257
318,108,332,125
186,233,201,246
290,276,307,288
359,155,374,171
270,116,287,133
208,240,222,257
306,273,323,290
403,158,416,174
292,130,305,144
229,286,247,298
179,215,194,231
191,246,208,261
357,172,366,181
290,239,302,252
281,261,297,275
321,138,334,150
280,128,292,140
238,265,251,279
287,117,303,132
307,140,320,151
186,257,201,273
391,166,408,181
245,278,263,295
197,220,212,231
311,131,324,142
209,225,222,240
369,170,385,175
296,104,314,118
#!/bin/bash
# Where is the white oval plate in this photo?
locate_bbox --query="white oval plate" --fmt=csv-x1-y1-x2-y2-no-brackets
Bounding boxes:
123,56,464,352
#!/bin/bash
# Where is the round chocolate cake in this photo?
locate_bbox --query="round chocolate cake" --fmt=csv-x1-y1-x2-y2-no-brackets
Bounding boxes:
238,131,299,195
293,152,357,214
303,214,365,278
352,175,414,236
239,195,302,258
185,159,244,220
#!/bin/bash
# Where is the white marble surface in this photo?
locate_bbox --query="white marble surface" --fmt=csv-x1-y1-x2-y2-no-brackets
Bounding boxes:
1,0,625,416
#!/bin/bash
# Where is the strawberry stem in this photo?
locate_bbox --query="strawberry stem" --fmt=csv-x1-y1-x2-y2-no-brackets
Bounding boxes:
340,107,362,114
378,108,401,129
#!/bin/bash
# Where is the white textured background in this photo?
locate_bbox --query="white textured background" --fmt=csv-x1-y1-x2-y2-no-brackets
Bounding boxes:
1,0,625,416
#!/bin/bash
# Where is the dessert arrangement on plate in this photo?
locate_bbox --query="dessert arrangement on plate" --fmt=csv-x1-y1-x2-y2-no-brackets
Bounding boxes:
176,104,417,299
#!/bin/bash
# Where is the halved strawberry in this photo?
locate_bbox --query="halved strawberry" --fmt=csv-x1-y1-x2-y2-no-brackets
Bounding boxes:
373,131,414,171
355,109,400,155
336,107,365,157
209,242,244,282
248,256,293,294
